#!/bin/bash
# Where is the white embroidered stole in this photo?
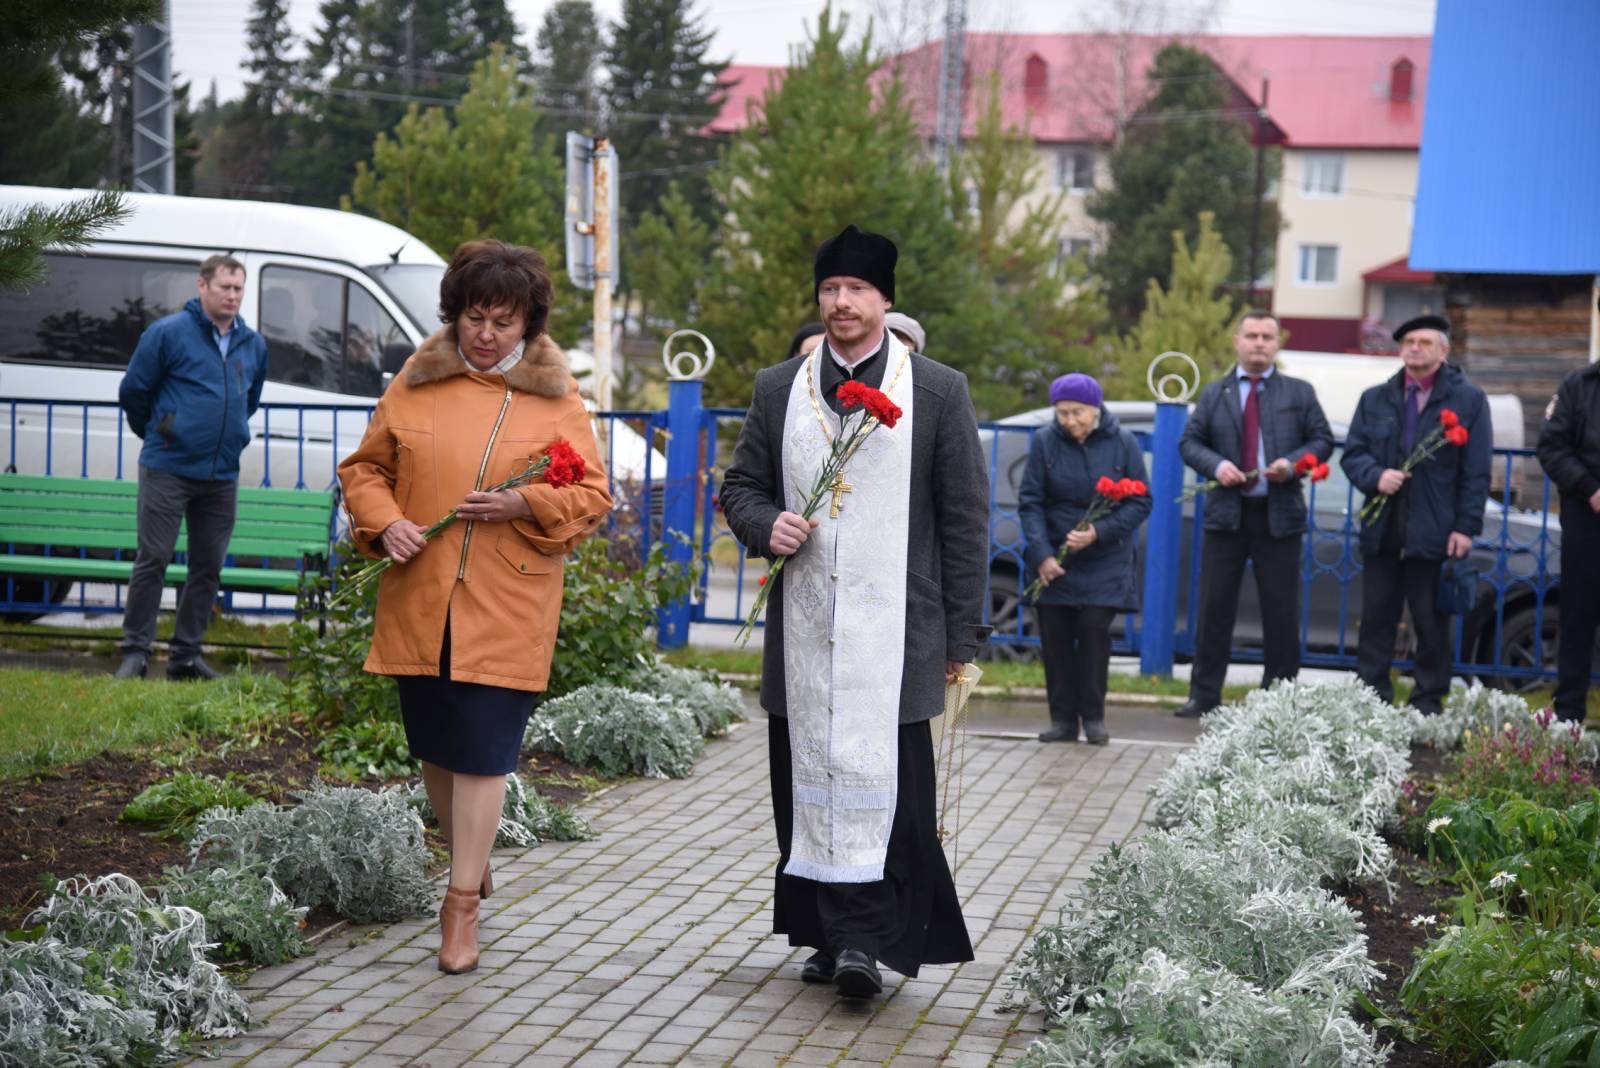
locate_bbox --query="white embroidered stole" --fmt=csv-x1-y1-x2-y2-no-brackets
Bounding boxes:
779,336,914,883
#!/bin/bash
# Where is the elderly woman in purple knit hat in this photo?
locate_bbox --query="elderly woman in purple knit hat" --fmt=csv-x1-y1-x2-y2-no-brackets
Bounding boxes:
1018,373,1152,743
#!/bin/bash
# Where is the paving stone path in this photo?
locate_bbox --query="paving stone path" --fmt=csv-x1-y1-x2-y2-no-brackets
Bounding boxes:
189,716,1180,1067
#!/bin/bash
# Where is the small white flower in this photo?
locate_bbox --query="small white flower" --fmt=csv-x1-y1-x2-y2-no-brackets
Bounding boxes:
1409,914,1439,927
1428,816,1453,834
1489,912,1506,921
1489,871,1517,890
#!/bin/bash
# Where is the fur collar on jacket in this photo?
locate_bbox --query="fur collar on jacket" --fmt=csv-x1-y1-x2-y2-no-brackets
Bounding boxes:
403,328,572,398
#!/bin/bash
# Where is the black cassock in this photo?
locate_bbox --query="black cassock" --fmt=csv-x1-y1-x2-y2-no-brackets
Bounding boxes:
768,715,973,977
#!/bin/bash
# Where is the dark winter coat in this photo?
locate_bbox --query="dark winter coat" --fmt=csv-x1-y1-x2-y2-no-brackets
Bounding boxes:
1536,362,1600,506
1019,411,1151,611
718,350,992,724
118,298,269,482
1341,363,1493,560
1178,368,1334,538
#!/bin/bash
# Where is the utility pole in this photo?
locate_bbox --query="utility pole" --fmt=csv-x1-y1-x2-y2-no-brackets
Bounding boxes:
403,1,416,93
591,136,615,416
131,0,175,194
1246,76,1270,308
933,0,967,174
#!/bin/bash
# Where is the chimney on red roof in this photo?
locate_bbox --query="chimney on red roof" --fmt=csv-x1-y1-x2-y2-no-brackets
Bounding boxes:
1389,57,1414,103
1025,54,1048,106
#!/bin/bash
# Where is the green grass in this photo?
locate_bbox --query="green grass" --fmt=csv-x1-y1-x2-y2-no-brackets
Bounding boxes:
0,615,292,654
0,669,289,782
662,646,1253,702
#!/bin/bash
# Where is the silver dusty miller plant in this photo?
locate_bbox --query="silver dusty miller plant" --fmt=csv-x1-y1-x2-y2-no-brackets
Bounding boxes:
406,772,593,848
1152,679,1416,833
1009,826,1374,1023
1413,682,1598,760
159,862,308,966
189,784,433,924
0,874,249,1067
1016,948,1388,1068
527,685,705,779
627,661,747,737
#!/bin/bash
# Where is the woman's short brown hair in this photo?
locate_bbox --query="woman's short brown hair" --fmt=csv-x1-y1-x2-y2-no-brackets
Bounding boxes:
438,240,554,341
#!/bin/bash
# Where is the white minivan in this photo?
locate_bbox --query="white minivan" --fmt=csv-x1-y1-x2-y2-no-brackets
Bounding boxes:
0,186,661,492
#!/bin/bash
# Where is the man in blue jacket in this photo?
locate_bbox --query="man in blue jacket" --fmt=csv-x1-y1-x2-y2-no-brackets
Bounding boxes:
114,254,269,679
1342,315,1492,716
1174,311,1334,719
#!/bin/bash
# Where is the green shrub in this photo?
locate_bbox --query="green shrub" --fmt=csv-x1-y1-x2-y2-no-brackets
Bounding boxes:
315,714,414,781
120,772,260,839
627,661,746,737
547,535,697,698
1414,684,1598,757
159,864,308,966
189,785,433,924
527,685,703,778
0,873,249,1066
1401,915,1600,1065
286,549,399,728
406,772,592,848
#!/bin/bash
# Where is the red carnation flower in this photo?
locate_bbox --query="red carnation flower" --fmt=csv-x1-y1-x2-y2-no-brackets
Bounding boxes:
1312,462,1330,481
1117,478,1140,499
1440,409,1460,429
1095,476,1117,497
837,380,872,410
1129,479,1148,497
542,439,587,488
758,575,768,587
1444,425,1470,448
1295,453,1319,474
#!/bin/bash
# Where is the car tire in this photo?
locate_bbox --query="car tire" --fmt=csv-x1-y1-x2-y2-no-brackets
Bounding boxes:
980,568,1039,664
1472,602,1562,695
0,574,74,624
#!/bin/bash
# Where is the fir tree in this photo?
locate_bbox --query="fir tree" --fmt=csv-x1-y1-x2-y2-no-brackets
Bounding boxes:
532,0,602,133
1106,211,1238,394
603,0,728,222
950,75,1108,413
345,44,579,342
629,182,712,338
286,0,526,206
1088,43,1274,325
702,5,974,406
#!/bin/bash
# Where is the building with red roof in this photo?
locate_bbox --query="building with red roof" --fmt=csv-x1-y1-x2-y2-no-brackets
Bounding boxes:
710,33,1434,354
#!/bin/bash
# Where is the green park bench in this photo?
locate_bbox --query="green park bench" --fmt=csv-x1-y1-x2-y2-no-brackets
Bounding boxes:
0,473,337,614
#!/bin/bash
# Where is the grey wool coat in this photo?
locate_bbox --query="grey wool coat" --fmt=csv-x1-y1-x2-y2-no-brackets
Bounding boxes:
718,350,993,724
1179,368,1335,538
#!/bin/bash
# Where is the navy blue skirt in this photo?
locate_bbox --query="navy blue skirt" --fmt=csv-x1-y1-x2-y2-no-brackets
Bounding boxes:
396,622,534,775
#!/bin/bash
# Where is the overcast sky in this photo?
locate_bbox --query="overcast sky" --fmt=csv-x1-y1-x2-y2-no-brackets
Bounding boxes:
171,0,1437,104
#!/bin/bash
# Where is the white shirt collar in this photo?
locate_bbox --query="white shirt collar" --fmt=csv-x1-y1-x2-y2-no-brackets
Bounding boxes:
827,329,887,371
1236,364,1275,382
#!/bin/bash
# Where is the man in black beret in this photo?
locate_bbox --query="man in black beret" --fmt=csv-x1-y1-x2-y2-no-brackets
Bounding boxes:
720,223,984,999
1342,314,1492,715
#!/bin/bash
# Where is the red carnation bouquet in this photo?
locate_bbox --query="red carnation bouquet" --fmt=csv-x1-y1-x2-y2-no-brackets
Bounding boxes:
1358,408,1469,525
735,380,903,645
332,438,587,607
1176,451,1329,504
1022,476,1148,604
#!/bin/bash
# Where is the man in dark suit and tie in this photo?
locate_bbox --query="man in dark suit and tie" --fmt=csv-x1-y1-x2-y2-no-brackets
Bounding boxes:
1174,310,1335,718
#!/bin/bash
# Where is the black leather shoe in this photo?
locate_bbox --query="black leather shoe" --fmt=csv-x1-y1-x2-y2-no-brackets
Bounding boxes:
112,653,148,679
167,658,223,682
1083,721,1110,745
833,948,883,999
1037,724,1078,743
800,950,834,984
1173,699,1213,719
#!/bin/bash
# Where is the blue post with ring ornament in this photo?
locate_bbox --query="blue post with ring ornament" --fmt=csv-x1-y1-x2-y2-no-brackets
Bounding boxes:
657,329,715,649
1138,351,1199,677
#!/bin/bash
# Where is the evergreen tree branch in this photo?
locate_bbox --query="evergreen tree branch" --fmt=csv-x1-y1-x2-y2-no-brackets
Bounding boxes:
0,190,132,291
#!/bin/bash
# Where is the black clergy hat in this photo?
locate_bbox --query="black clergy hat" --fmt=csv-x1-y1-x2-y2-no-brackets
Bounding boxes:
1392,314,1451,343
813,224,897,303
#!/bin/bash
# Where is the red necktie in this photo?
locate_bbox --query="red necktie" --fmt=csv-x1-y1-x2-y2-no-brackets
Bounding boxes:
1241,375,1261,489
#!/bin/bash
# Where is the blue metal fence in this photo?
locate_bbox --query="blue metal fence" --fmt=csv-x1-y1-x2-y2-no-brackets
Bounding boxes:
1,390,1583,690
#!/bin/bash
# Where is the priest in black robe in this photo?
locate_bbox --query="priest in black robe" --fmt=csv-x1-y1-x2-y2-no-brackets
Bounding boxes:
719,224,988,998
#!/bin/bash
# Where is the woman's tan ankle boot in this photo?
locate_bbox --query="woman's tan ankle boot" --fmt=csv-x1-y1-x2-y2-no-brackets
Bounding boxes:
438,887,481,974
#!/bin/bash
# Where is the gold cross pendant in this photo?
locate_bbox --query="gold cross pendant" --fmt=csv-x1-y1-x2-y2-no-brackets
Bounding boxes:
828,472,854,518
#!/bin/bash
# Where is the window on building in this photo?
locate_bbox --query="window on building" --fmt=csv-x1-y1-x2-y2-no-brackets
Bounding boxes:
1296,244,1339,286
260,266,346,392
1059,148,1094,192
0,254,197,368
1056,237,1092,271
1300,152,1345,197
